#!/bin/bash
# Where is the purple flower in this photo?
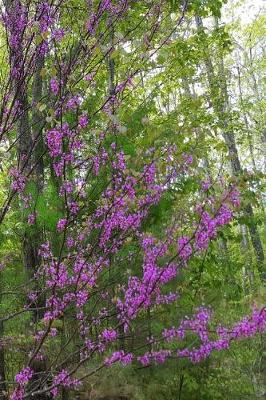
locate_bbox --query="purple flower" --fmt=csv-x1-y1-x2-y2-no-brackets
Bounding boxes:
178,236,192,261
201,179,211,191
50,77,59,94
66,236,75,248
105,351,133,366
52,28,65,42
101,328,117,342
69,201,79,215
183,153,193,165
53,160,64,177
27,213,36,225
15,367,33,386
66,95,81,110
143,162,156,185
228,189,241,207
49,328,58,337
10,168,26,192
76,290,88,308
11,388,25,400
78,114,89,128
38,242,52,259
28,292,37,302
137,354,150,366
46,129,63,157
51,369,80,398
57,218,67,232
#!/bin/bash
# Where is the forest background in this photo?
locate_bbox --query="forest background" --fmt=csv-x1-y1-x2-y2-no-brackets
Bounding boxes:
0,0,265,399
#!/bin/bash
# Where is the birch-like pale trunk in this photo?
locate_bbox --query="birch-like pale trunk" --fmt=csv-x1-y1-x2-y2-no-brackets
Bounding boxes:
195,15,265,281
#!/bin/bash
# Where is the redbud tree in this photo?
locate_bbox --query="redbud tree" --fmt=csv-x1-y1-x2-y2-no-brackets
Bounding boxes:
0,1,264,399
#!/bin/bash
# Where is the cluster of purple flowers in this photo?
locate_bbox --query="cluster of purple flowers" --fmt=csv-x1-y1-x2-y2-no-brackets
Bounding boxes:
27,213,36,225
105,350,133,366
51,370,80,398
56,218,67,232
10,168,26,193
101,329,118,342
3,2,27,52
15,367,33,386
50,77,59,95
163,308,212,343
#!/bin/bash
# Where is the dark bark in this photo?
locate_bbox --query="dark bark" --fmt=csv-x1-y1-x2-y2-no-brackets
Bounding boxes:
25,47,50,399
3,1,34,396
4,1,49,396
26,45,46,323
32,54,45,186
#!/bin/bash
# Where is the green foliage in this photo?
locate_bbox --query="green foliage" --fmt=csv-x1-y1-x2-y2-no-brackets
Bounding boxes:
0,0,265,398
35,180,64,231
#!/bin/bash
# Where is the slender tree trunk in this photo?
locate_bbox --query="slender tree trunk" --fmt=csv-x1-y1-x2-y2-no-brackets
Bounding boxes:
4,2,49,396
107,18,126,351
243,48,266,175
32,54,45,186
29,47,46,323
240,224,254,291
195,15,265,281
236,65,257,171
3,1,34,397
0,272,7,400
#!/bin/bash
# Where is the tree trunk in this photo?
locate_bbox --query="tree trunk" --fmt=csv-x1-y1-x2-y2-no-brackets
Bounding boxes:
0,272,7,400
240,224,254,291
236,65,257,171
32,53,45,186
195,15,265,281
4,1,48,396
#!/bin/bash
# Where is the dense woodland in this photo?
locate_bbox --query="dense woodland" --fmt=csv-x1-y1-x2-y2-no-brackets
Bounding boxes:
0,0,265,399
